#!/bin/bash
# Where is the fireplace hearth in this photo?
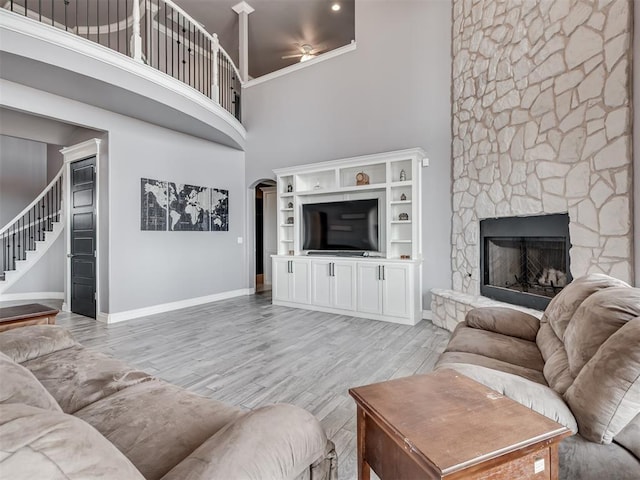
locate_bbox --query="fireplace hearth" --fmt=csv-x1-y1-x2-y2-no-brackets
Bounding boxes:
480,214,571,310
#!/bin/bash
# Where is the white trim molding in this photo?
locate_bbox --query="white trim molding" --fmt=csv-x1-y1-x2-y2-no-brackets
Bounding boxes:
232,2,255,15
0,291,64,302
422,310,433,321
244,41,357,88
99,288,253,324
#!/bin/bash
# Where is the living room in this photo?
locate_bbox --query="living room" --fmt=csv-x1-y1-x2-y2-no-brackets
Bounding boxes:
0,1,639,479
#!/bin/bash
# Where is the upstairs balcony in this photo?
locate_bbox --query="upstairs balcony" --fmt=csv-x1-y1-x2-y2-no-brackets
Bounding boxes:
1,0,245,149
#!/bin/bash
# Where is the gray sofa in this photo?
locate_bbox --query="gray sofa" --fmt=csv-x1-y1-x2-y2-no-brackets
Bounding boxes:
0,325,337,480
435,273,640,479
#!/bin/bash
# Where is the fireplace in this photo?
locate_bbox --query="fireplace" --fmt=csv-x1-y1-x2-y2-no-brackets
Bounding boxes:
480,214,571,310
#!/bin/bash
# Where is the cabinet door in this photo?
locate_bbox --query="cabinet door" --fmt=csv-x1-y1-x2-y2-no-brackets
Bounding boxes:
333,261,356,311
291,259,311,304
382,264,411,318
357,263,382,314
272,258,291,302
311,260,333,308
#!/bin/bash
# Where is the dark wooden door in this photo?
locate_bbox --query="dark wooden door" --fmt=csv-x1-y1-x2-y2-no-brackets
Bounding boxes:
70,157,96,318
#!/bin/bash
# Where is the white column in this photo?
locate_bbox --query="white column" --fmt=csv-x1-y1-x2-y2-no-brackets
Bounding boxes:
231,1,254,82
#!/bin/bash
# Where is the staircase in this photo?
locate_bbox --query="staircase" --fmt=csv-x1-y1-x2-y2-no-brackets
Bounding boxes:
0,168,64,295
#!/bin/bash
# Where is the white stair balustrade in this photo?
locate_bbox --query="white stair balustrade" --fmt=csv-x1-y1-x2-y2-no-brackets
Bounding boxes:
0,168,64,295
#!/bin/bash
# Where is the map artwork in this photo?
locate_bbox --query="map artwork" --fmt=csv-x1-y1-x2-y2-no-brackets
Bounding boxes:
210,188,229,231
140,178,229,232
169,183,210,231
141,178,168,231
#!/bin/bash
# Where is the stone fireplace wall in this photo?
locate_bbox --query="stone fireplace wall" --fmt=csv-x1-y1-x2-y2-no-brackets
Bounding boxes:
450,0,634,297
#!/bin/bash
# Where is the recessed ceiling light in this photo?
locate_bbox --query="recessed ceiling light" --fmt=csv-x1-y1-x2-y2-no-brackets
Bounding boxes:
331,3,341,12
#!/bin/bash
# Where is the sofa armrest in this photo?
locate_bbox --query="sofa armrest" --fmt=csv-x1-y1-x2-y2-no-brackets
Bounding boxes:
160,404,334,480
466,307,540,342
0,325,77,363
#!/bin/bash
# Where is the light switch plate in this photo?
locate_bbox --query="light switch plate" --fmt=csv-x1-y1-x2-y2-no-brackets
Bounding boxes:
422,157,430,167
534,458,545,474
237,237,243,244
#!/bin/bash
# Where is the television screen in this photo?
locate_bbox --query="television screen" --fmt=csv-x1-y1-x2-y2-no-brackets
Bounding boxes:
302,199,379,251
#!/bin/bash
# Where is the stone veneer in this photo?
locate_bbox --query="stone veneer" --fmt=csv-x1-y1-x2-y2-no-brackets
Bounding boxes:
433,0,634,330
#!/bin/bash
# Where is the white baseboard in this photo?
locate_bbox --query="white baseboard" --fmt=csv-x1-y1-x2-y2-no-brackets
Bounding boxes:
101,288,253,324
422,309,433,321
0,291,64,302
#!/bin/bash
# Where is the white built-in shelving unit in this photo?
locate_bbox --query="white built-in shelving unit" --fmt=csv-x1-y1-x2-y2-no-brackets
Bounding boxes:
272,148,427,325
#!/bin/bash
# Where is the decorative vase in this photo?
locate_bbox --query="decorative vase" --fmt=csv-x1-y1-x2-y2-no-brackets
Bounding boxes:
399,169,406,181
287,183,293,192
399,212,409,221
400,193,407,201
287,202,293,208
356,172,370,185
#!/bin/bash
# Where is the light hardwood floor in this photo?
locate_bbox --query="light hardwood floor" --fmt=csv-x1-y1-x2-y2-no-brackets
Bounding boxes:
8,293,451,480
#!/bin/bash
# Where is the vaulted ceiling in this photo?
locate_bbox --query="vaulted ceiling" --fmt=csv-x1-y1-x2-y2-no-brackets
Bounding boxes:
178,0,355,78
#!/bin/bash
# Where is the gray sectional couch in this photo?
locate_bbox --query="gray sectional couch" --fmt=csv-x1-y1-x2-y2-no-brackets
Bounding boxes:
435,273,640,479
0,325,337,480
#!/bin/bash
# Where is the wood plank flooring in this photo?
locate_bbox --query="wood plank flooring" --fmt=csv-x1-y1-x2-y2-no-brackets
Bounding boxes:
4,293,451,480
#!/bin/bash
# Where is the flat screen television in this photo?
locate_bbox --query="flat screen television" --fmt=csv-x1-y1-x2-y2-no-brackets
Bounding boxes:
302,199,379,252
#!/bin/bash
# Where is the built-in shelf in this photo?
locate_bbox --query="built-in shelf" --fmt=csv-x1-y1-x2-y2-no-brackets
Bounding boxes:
274,148,425,259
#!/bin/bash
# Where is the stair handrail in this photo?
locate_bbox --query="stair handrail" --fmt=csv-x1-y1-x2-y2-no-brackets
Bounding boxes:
4,0,244,120
0,166,64,237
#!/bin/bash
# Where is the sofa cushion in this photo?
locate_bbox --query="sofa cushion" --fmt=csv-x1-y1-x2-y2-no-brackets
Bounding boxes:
22,345,153,414
539,273,630,343
161,404,329,480
537,274,632,395
0,325,76,363
564,318,640,444
0,352,61,412
436,351,547,385
559,433,640,480
615,413,640,459
445,323,545,372
564,287,640,378
465,307,540,342
0,404,145,480
435,364,577,433
75,380,243,480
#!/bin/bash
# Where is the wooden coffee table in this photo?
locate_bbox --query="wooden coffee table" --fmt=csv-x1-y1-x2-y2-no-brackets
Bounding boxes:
0,303,59,333
349,369,571,480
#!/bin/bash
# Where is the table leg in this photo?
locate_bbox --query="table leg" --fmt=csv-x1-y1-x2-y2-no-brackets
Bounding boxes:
357,406,370,480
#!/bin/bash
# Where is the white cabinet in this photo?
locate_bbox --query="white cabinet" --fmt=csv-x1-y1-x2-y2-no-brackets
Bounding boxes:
356,263,383,315
275,256,419,324
382,264,411,318
312,260,356,311
272,257,310,304
357,262,413,320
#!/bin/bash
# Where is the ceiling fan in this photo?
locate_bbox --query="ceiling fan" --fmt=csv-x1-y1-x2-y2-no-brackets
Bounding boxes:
281,44,324,63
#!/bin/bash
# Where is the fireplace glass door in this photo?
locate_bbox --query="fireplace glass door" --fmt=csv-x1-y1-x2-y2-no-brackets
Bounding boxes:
485,237,568,299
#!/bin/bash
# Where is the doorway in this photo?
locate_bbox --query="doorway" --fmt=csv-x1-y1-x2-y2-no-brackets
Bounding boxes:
255,182,276,293
69,156,97,318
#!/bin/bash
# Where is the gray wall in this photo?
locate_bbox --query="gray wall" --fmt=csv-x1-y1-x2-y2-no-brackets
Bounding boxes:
635,1,640,286
0,135,47,225
242,0,453,308
3,80,247,315
46,143,64,181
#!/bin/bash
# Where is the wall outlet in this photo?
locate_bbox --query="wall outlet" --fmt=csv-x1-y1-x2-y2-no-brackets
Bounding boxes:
237,237,243,244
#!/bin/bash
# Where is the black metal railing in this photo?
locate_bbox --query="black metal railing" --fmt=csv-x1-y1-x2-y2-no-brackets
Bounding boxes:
218,50,242,121
0,171,63,281
4,0,242,121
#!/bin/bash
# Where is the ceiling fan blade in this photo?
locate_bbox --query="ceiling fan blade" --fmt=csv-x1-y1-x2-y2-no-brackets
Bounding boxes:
281,53,303,59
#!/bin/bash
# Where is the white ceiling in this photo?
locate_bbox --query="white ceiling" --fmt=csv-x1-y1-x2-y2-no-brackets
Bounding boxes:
177,0,356,78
